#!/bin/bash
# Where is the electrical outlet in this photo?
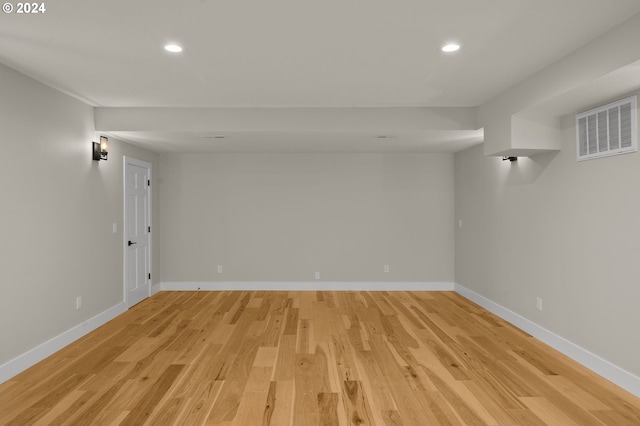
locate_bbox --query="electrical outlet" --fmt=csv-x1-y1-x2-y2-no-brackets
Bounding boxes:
384,264,390,273
315,272,320,280
217,265,223,273
536,297,542,311
76,296,82,310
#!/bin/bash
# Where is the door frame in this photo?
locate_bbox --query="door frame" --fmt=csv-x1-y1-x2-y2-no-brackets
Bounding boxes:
123,156,152,308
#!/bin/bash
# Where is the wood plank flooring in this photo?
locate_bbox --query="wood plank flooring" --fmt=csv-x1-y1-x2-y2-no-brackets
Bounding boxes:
1,291,640,425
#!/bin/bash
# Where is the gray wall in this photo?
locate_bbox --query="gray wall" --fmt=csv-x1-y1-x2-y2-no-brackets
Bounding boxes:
0,63,159,365
159,153,454,283
455,90,640,377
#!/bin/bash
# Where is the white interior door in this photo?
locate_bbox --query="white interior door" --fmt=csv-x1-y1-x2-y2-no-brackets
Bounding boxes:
124,157,152,308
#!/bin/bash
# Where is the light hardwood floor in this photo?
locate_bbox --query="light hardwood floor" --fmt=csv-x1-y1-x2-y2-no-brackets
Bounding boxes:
1,291,639,425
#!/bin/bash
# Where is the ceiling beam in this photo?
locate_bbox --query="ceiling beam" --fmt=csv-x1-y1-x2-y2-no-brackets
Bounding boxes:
95,107,479,133
480,12,640,156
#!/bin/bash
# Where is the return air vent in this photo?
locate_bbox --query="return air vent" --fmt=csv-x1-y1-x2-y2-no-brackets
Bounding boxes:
576,96,637,161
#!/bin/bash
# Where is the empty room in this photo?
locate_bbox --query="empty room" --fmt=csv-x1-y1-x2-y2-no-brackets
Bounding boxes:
1,0,640,424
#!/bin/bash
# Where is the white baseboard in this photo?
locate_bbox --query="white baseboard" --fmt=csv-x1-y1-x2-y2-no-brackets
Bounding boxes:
454,283,640,398
151,282,162,295
0,302,126,384
158,281,455,291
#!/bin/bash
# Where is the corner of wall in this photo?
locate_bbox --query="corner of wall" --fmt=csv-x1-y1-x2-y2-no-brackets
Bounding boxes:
453,283,640,398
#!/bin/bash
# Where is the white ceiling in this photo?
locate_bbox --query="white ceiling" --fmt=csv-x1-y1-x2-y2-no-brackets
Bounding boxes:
2,0,640,153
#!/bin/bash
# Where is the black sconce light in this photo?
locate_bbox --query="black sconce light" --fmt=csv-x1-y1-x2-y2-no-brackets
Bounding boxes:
502,156,518,162
93,136,109,161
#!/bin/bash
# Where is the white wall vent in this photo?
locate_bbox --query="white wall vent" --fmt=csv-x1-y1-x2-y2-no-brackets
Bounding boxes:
576,96,637,161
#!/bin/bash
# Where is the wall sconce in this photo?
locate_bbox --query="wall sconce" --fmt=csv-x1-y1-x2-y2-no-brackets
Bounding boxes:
93,136,109,161
502,156,518,162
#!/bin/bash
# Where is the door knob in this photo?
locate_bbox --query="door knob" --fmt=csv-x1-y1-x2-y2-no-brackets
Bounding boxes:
128,241,137,246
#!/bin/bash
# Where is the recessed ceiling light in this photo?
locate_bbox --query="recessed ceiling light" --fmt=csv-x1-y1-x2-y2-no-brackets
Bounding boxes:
164,44,183,53
441,43,461,53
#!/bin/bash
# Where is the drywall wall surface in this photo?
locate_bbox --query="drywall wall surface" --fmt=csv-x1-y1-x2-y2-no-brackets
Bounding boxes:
455,90,640,376
159,152,454,283
0,63,158,365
